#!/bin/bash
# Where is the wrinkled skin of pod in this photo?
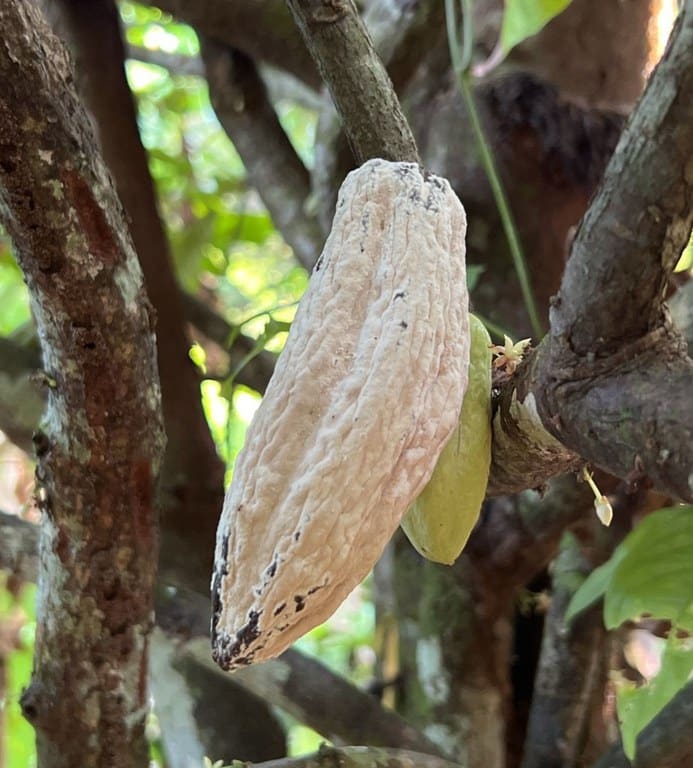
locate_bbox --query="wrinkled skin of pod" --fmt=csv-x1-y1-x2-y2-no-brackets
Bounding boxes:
400,314,492,565
212,159,470,670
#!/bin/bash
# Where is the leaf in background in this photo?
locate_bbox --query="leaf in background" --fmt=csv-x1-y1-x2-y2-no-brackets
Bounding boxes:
2,578,37,768
616,634,693,759
500,0,574,55
0,232,31,336
564,547,623,624
675,233,693,272
604,506,693,630
466,263,485,292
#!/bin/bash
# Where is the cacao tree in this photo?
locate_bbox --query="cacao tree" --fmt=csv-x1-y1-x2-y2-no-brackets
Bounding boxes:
0,0,691,767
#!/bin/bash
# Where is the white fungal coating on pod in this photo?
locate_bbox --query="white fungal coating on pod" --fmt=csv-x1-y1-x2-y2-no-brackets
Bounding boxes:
212,159,469,669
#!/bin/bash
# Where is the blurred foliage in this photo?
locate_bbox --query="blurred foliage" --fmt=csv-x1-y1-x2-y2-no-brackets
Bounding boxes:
566,506,693,759
0,575,36,768
0,233,31,337
501,0,575,55
675,233,693,273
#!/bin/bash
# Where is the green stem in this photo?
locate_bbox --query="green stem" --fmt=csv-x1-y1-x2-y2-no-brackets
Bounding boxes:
446,0,544,338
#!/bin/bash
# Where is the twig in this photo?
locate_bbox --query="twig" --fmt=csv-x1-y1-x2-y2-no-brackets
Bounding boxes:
201,40,323,271
285,0,420,165
181,293,276,394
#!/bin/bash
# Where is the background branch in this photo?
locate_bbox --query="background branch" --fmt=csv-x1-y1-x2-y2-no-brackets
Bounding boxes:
201,39,323,271
0,337,43,453
245,745,462,768
143,0,321,90
520,535,610,768
1,513,444,760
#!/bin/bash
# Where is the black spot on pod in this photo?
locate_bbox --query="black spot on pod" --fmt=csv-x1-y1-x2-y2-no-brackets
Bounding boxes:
210,533,229,644
266,557,278,578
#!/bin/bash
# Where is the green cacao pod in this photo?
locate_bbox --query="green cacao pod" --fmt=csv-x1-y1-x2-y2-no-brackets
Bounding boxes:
400,314,492,564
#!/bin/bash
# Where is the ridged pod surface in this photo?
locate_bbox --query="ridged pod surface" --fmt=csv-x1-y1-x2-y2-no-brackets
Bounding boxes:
401,314,492,564
212,159,469,669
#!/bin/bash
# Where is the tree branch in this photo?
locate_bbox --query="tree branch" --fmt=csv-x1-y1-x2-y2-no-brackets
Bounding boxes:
468,474,593,588
142,0,321,90
669,278,693,354
186,640,448,757
150,629,286,765
285,0,420,165
551,7,693,356
123,43,321,110
45,0,230,596
243,744,462,768
1,514,445,759
520,535,609,768
0,1,165,763
125,42,204,76
492,6,693,501
201,39,323,271
0,511,38,583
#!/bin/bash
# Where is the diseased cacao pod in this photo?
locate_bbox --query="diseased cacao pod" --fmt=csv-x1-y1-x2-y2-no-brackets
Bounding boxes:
400,314,492,564
212,159,469,669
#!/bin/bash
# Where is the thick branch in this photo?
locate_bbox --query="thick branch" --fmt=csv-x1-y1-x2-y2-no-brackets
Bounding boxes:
491,7,693,501
537,331,693,501
201,40,323,271
0,1,165,764
286,0,420,164
552,8,693,356
46,0,228,595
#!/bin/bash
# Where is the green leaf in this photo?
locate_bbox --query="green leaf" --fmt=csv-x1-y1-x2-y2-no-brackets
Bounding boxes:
564,549,623,624
604,506,693,629
500,0,574,54
466,264,485,292
617,634,693,759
